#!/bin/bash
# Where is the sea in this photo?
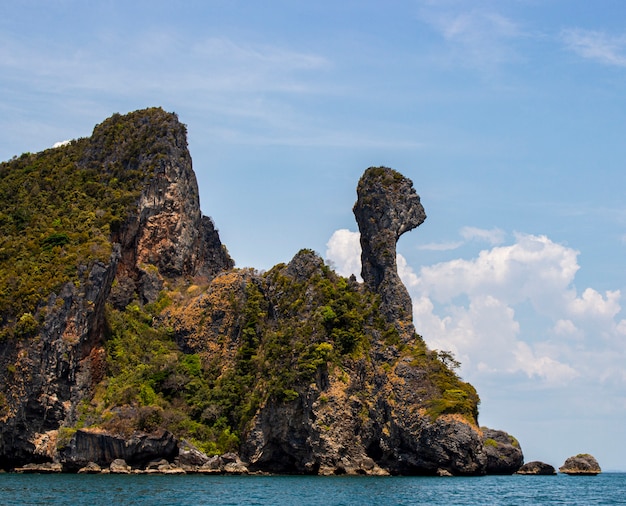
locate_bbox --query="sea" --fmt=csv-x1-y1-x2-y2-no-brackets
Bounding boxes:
1,473,625,505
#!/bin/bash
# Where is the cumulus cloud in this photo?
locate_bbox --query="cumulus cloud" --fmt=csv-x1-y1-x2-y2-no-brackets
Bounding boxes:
325,229,362,280
561,28,626,67
326,227,626,388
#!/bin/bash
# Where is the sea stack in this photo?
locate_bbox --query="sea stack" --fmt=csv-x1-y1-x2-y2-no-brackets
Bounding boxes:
559,454,601,475
353,166,426,333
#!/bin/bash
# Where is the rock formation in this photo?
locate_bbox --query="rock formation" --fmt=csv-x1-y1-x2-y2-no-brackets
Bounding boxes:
559,454,601,475
353,167,426,333
481,428,524,474
58,428,178,472
0,252,118,468
80,110,233,308
516,461,557,475
0,109,522,475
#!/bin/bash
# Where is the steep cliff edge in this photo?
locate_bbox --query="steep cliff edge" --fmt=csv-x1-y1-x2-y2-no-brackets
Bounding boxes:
80,109,233,307
0,108,521,474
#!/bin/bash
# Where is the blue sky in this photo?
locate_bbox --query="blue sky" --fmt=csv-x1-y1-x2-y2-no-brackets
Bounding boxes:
2,0,625,471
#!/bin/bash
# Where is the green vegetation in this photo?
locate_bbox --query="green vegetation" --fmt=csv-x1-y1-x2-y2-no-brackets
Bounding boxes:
484,438,498,448
404,343,479,423
87,301,240,455
74,253,396,453
0,107,181,339
0,109,481,458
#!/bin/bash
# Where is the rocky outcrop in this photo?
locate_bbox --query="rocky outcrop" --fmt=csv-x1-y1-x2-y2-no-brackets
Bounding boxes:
482,428,524,474
517,461,556,475
58,428,178,471
559,454,601,475
353,167,426,332
14,462,63,474
0,250,118,469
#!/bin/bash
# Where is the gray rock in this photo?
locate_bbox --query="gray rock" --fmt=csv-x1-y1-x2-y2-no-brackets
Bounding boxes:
0,250,118,468
197,455,223,474
516,461,556,475
59,428,178,471
77,461,102,474
14,462,63,474
482,428,524,474
0,109,233,469
353,167,426,328
109,458,131,474
176,440,210,467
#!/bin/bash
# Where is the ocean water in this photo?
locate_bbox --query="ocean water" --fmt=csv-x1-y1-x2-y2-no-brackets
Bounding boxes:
1,473,625,506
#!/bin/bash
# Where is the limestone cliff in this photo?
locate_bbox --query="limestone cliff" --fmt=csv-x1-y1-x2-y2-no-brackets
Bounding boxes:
81,110,233,308
0,108,521,475
0,108,232,468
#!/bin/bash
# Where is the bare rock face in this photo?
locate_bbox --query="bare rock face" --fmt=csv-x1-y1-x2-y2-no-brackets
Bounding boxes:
58,428,178,471
0,252,118,469
559,454,601,475
481,428,524,474
83,109,233,307
353,167,426,331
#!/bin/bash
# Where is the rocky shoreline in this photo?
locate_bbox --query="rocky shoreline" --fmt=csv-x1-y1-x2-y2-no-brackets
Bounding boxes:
10,450,601,477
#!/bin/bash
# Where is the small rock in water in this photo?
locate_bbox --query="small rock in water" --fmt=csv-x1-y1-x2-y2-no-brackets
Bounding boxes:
110,458,132,474
77,461,102,474
516,461,556,475
559,454,601,475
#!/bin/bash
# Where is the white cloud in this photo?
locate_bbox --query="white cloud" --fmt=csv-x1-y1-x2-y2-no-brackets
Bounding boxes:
326,228,626,389
325,229,362,280
417,227,503,251
512,341,579,384
561,28,626,67
552,319,584,340
416,233,581,313
567,288,621,320
460,226,505,245
418,6,525,68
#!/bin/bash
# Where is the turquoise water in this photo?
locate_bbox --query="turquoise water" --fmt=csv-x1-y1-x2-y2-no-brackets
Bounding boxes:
1,473,625,505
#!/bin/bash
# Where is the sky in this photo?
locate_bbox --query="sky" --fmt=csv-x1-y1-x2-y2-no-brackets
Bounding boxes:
1,0,625,471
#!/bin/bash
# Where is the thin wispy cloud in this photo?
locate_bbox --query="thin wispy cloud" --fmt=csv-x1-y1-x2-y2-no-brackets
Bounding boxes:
561,28,626,67
418,226,505,251
460,226,505,245
417,5,525,69
417,241,463,251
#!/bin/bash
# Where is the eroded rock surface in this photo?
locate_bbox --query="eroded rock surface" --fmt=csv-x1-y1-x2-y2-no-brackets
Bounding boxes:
84,110,233,307
0,114,523,476
58,428,178,471
482,428,524,474
353,167,426,331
